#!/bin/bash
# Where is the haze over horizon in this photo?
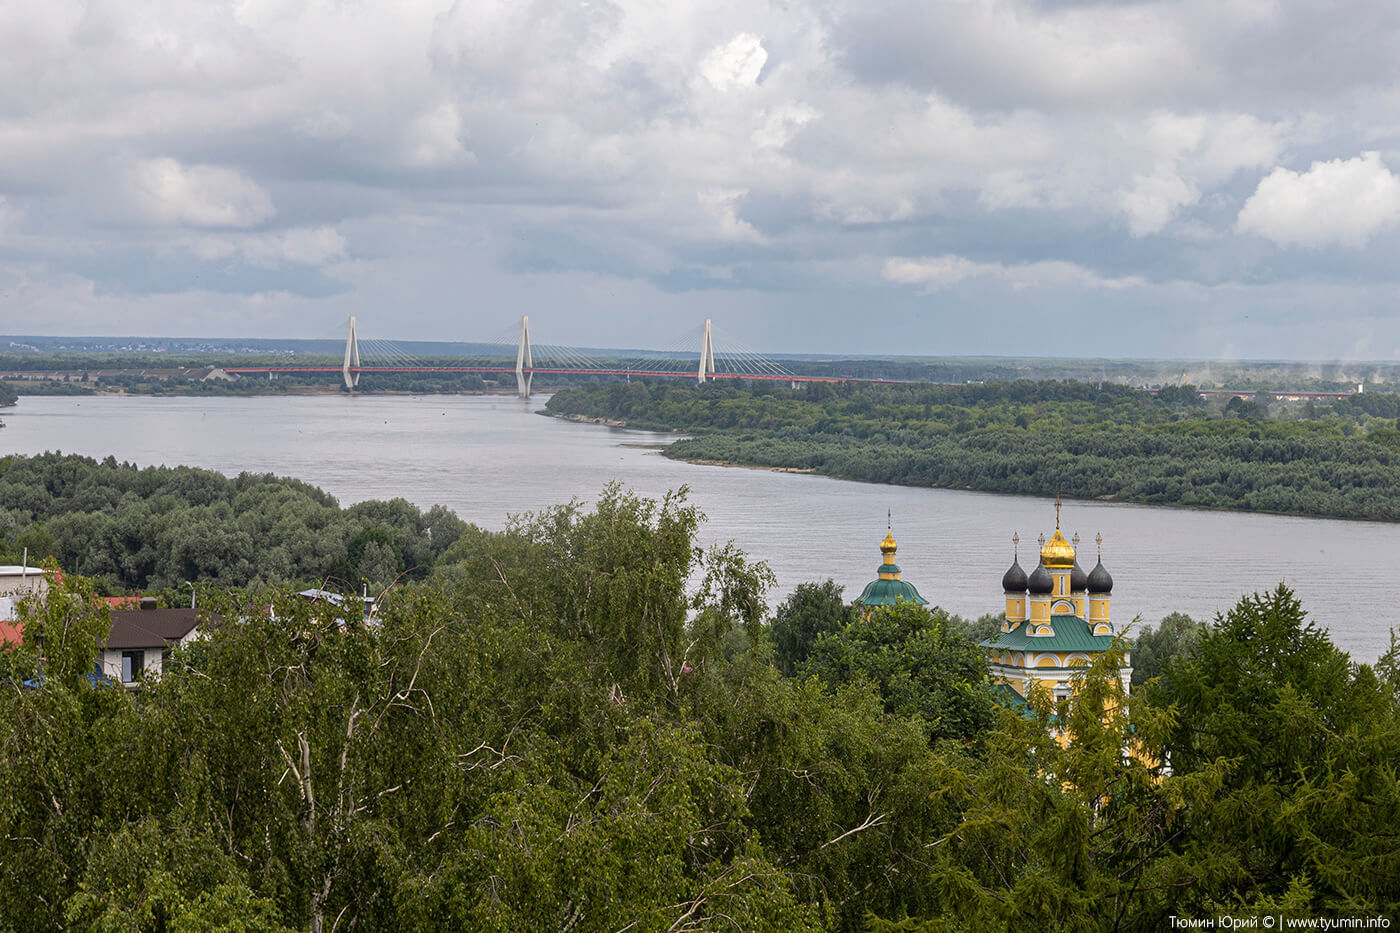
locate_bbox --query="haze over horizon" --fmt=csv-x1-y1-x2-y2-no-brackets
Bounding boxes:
4,1,1400,360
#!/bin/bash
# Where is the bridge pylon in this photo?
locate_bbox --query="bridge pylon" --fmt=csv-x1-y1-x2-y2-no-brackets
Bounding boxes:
516,315,534,399
697,319,715,384
343,316,362,389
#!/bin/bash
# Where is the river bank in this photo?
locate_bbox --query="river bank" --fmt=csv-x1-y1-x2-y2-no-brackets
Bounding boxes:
543,382,1400,525
2,394,1396,660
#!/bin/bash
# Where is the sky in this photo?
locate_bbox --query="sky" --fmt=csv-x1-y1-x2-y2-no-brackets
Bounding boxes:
3,0,1400,359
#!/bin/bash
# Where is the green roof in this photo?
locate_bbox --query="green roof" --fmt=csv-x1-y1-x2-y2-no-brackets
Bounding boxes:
991,682,1031,714
855,577,928,607
989,682,1058,723
980,613,1121,654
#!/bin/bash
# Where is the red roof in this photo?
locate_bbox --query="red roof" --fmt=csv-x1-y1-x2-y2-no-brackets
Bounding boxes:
0,620,22,649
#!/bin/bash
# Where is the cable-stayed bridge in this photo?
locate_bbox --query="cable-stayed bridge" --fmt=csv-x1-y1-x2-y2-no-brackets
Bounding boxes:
224,316,895,397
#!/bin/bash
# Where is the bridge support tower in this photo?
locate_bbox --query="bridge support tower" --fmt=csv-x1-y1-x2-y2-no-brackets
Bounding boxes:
343,316,362,390
516,315,534,399
697,319,715,384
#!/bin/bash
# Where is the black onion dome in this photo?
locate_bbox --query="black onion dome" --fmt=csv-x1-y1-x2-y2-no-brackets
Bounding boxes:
1027,561,1054,595
1087,558,1114,594
1002,557,1028,592
1070,559,1088,592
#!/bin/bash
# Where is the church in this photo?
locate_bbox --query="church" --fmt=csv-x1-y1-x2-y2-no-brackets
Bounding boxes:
984,499,1131,705
852,518,928,610
852,499,1131,708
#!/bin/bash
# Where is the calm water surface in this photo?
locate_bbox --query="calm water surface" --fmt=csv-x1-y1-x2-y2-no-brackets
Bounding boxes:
3,394,1394,661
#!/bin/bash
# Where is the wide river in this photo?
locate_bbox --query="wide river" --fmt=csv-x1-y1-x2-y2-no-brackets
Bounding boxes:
2,394,1394,662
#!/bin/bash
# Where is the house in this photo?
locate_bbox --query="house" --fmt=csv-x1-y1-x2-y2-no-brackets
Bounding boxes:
100,597,204,687
295,587,377,623
0,564,50,599
0,565,50,650
0,613,20,649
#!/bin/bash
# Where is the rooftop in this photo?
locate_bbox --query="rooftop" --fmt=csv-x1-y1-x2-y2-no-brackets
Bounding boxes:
105,607,202,649
981,614,1122,654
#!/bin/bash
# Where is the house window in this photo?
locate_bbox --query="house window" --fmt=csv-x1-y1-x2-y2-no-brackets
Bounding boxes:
121,650,144,683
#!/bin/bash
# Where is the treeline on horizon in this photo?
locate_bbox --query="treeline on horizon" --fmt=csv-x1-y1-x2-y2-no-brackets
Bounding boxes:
0,364,628,398
8,347,1400,399
545,380,1400,522
2,483,1397,931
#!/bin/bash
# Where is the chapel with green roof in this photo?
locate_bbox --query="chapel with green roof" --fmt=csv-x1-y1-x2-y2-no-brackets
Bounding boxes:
853,520,928,610
983,498,1131,704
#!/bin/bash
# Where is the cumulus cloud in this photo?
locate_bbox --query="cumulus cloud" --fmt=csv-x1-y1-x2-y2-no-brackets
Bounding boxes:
1236,151,1400,248
1113,111,1285,235
834,0,1196,109
409,103,473,166
883,255,1146,291
136,158,274,228
701,33,767,90
698,188,764,241
1119,167,1200,236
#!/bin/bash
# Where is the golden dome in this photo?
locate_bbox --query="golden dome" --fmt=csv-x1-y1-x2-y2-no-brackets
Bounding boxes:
1038,494,1076,568
880,529,898,558
1040,528,1075,568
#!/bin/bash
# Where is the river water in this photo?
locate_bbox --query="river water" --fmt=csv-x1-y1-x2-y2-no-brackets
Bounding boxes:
2,394,1394,662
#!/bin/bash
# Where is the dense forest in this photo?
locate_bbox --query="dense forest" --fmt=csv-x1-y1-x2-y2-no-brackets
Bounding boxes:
546,380,1400,521
0,453,471,594
2,484,1397,931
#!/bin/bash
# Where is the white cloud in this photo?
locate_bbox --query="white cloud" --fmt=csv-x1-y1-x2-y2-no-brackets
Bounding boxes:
409,103,473,166
136,157,274,228
1112,111,1285,234
1236,151,1400,247
697,188,764,242
188,226,347,267
884,255,1146,291
701,33,767,90
751,102,819,151
3,0,1400,353
1119,167,1200,236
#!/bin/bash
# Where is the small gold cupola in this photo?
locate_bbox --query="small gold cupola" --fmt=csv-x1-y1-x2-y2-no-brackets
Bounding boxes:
855,511,928,609
879,517,899,579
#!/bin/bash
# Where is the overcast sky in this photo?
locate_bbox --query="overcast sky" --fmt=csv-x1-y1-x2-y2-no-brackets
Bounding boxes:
3,0,1400,359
